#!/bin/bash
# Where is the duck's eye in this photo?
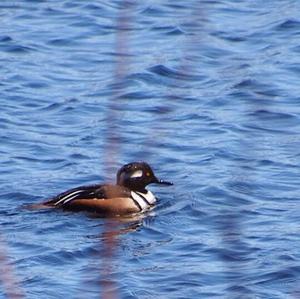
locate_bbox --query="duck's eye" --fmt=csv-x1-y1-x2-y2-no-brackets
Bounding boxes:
130,170,143,178
146,172,151,177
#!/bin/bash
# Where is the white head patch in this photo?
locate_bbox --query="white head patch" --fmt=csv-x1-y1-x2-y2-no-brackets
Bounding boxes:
130,170,143,178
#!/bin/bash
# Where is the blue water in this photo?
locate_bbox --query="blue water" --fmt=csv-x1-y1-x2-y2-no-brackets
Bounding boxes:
1,1,300,298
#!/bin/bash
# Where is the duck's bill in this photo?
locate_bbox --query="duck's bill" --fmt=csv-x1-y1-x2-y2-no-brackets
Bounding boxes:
154,178,173,186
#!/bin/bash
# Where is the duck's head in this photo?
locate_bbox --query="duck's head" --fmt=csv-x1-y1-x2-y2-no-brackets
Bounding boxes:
116,162,173,192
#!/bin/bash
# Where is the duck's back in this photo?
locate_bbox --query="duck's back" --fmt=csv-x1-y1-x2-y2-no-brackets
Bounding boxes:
44,184,139,215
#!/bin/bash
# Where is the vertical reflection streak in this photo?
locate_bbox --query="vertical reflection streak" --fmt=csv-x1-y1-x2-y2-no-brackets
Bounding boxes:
0,233,24,299
100,2,134,299
139,1,207,162
103,1,133,179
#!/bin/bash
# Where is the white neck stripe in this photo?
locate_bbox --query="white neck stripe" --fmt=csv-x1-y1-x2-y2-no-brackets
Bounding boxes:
131,191,156,211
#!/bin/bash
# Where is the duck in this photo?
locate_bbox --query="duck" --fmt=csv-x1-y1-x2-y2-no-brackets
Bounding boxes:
42,162,173,216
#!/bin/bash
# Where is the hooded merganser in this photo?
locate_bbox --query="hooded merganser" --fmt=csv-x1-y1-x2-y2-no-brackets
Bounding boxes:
43,162,173,215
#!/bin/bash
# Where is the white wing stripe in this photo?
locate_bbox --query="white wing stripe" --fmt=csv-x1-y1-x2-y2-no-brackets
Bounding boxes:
54,190,84,205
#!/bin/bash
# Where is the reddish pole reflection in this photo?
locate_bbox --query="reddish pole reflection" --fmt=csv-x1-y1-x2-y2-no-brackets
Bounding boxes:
103,0,133,178
100,221,119,299
101,2,134,299
0,233,24,299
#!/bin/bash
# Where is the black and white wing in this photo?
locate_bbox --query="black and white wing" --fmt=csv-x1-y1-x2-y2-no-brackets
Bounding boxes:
45,184,105,207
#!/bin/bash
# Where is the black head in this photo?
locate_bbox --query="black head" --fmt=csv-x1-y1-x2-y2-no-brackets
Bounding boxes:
116,162,173,192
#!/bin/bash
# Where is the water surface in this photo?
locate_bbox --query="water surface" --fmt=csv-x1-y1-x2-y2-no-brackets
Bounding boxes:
1,1,300,298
